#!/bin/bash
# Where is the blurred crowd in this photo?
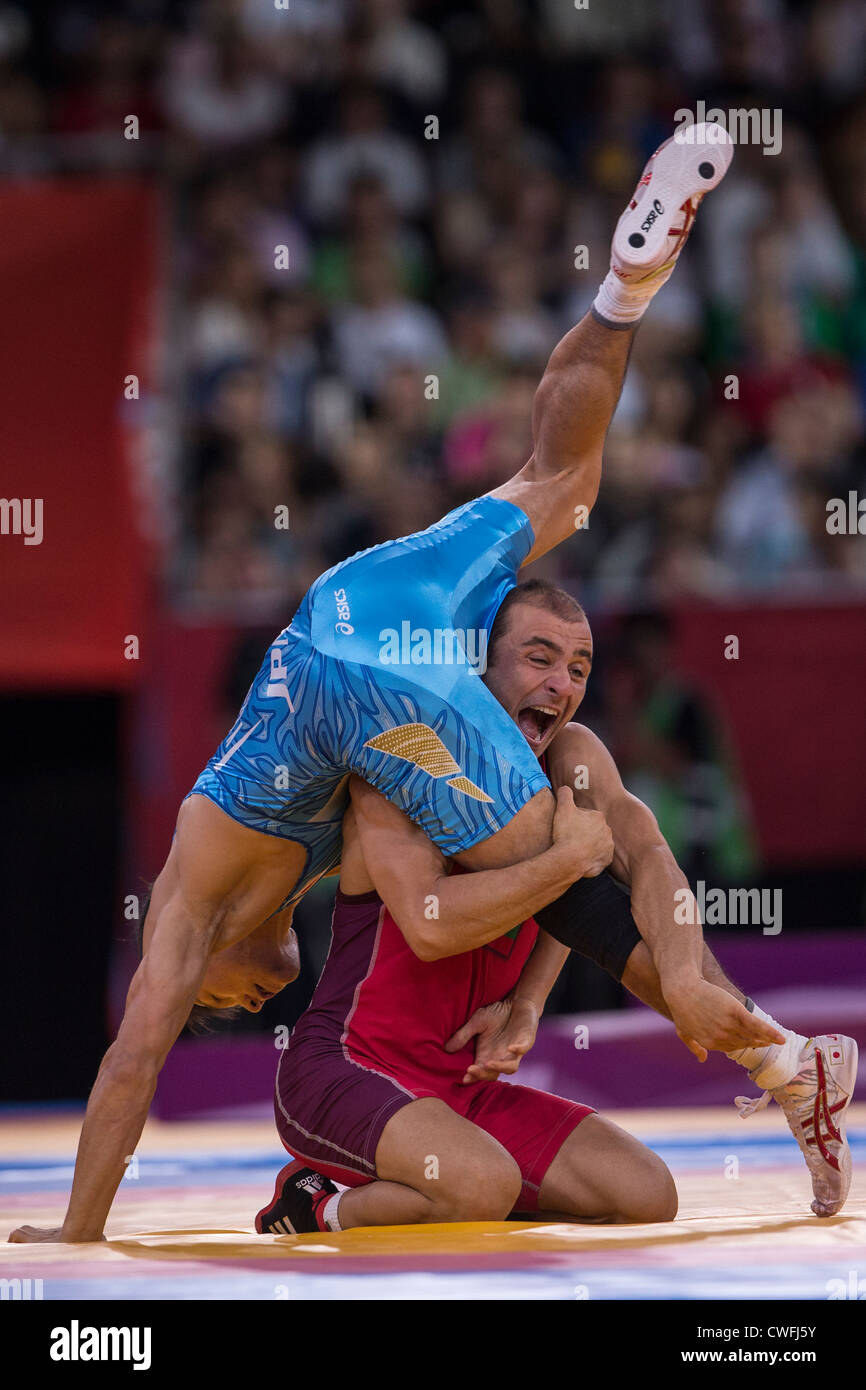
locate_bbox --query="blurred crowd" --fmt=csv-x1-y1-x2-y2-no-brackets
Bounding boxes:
3,0,866,616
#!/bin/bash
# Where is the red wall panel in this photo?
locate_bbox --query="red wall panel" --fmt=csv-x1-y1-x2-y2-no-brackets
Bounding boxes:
0,181,160,688
673,603,866,864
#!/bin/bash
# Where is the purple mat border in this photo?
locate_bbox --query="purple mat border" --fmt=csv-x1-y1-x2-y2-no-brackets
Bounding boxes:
153,931,865,1120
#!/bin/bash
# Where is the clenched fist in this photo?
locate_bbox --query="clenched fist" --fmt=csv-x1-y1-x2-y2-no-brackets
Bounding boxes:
552,787,614,878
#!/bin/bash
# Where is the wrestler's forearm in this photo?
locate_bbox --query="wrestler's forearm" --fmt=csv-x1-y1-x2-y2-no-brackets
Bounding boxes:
61,1050,158,1240
61,898,212,1241
586,781,703,996
512,930,569,1013
415,846,578,960
627,844,703,995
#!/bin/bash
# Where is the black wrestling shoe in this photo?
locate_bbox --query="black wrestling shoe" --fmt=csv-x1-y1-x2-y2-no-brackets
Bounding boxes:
255,1160,338,1235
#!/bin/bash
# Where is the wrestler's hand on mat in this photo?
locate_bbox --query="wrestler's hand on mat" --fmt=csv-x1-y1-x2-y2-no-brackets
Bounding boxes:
666,979,786,1062
8,1225,105,1244
552,788,613,879
445,997,540,1084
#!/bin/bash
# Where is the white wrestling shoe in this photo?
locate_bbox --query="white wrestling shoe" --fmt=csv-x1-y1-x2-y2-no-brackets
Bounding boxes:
593,123,734,326
612,123,734,275
736,1033,858,1218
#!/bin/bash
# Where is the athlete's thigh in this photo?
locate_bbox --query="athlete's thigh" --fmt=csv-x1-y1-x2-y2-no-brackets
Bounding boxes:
538,1113,677,1222
162,794,307,942
461,1080,592,1212
374,1096,520,1198
489,450,602,568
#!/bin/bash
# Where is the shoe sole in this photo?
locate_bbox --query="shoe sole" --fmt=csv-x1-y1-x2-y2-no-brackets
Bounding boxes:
254,1159,305,1235
612,123,734,273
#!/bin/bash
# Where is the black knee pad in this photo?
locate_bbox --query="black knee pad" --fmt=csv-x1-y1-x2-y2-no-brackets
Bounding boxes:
534,872,642,981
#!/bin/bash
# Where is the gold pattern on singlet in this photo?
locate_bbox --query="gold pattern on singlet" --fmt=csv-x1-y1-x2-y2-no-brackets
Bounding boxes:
364,723,460,778
446,775,493,803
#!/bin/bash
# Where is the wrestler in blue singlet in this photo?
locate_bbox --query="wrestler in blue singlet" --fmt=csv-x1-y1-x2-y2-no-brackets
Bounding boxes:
187,496,551,908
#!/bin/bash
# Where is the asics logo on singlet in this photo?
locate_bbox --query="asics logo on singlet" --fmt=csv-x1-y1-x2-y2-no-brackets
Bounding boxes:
640,198,664,234
334,587,354,635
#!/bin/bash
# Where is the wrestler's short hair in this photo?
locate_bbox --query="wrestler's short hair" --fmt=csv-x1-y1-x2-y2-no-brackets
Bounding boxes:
488,579,587,663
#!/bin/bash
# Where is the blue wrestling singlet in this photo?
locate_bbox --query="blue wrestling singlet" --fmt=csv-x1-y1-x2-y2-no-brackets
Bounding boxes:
187,496,551,909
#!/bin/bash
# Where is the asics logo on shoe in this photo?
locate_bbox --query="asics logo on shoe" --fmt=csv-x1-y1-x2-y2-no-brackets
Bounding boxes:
640,198,664,234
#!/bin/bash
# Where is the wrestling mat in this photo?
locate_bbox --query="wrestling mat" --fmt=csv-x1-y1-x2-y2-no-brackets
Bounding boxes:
2,1105,864,1300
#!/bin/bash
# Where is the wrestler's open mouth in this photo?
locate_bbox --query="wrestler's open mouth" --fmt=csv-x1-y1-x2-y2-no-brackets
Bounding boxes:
517,704,559,747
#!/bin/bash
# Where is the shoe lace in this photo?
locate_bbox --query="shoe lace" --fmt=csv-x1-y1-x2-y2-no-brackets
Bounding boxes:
735,1090,772,1119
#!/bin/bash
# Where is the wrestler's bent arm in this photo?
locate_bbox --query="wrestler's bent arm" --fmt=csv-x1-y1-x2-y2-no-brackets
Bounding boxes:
349,776,612,961
446,929,570,1084
62,904,220,1241
546,724,780,1048
513,929,571,1013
